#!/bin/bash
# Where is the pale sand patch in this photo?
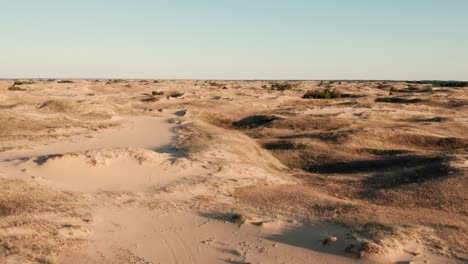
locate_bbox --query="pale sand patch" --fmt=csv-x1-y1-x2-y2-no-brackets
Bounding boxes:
57,208,456,264
0,115,194,193
0,115,175,162
10,149,204,192
58,208,372,264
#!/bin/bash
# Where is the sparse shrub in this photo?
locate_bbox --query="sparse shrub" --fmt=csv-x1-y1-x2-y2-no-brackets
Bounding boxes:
270,82,295,91
398,85,433,93
13,80,34,85
377,83,391,89
230,213,246,224
345,242,384,258
152,91,164,96
208,81,223,87
167,91,184,98
106,79,124,84
153,80,159,83
358,242,384,257
141,97,158,102
302,88,341,99
8,84,26,91
57,80,74,84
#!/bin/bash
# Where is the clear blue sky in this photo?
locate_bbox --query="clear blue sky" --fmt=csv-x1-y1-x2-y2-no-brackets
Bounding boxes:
1,0,467,80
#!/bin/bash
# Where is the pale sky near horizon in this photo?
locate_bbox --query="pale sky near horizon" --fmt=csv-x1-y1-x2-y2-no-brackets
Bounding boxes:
1,0,467,80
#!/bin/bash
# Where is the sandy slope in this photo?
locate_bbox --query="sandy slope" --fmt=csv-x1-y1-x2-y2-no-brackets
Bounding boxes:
0,79,465,264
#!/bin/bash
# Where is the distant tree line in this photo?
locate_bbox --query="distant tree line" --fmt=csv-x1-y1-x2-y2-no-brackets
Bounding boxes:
407,80,467,87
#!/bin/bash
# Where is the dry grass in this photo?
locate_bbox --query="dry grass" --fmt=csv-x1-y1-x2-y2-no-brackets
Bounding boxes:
174,122,216,155
0,178,89,263
269,116,353,131
219,82,468,259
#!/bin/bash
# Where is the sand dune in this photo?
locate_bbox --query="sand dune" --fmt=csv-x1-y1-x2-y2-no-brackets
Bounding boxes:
0,79,466,263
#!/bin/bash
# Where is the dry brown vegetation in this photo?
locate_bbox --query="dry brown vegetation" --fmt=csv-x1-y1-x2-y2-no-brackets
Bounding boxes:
303,87,342,99
0,79,466,262
0,178,89,263
206,81,467,260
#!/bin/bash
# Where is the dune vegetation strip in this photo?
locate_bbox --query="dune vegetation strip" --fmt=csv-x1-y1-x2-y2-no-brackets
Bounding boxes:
0,178,90,263
0,79,466,263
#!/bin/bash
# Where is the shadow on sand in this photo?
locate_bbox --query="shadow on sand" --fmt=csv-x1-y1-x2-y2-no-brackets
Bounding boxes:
262,222,362,260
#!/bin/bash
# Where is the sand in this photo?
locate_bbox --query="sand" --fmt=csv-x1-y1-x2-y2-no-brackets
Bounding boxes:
0,79,466,263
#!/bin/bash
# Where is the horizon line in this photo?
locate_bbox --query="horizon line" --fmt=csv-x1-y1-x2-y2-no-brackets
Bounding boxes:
1,78,467,82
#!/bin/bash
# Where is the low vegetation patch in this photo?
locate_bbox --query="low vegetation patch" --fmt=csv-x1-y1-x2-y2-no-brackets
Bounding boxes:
174,123,215,154
230,213,247,224
207,81,224,87
269,82,296,91
270,116,352,131
392,134,468,150
151,90,164,96
105,79,125,84
302,88,341,99
7,80,35,91
0,179,87,263
412,116,448,123
7,85,26,91
377,83,392,89
12,80,34,85
398,85,433,93
141,97,158,102
168,91,184,98
408,80,468,87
